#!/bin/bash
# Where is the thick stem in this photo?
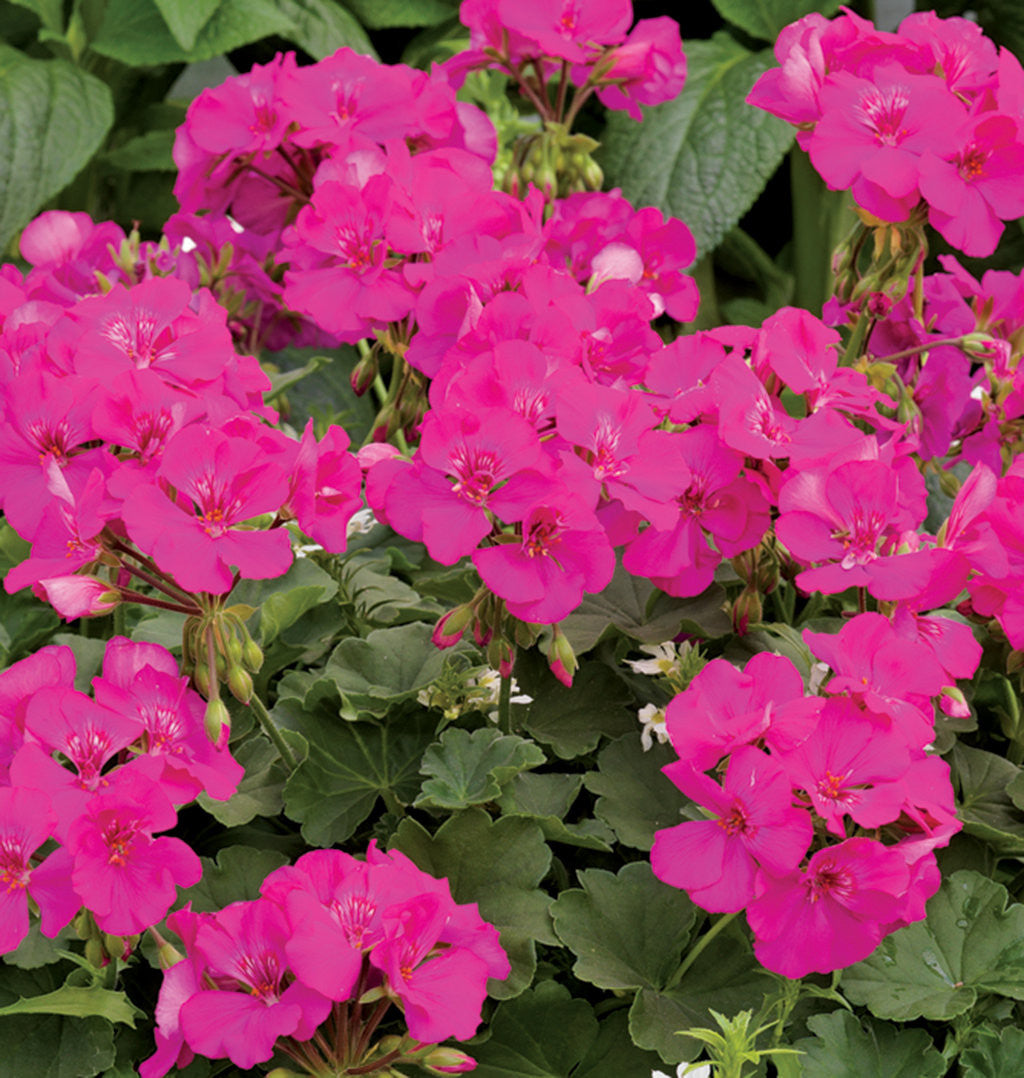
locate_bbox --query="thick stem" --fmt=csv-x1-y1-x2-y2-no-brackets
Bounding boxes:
498,671,512,734
249,693,299,772
116,589,200,616
665,912,739,989
789,147,832,315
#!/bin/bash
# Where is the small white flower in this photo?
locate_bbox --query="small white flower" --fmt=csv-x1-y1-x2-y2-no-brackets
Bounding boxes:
637,703,668,751
294,543,323,559
808,660,830,695
652,1064,711,1078
346,507,377,537
625,642,681,677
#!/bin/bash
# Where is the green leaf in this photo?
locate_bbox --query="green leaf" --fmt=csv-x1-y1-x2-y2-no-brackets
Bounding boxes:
0,964,116,1078
90,0,293,64
197,730,306,826
415,727,545,809
600,34,794,261
102,129,176,172
842,870,1024,1021
627,926,775,1064
585,734,688,850
152,0,220,49
343,558,442,626
574,1009,665,1078
231,558,339,646
277,0,377,58
5,922,73,970
342,0,458,29
794,1011,945,1078
516,652,636,759
285,710,437,844
497,772,616,851
9,0,64,31
710,0,841,41
391,809,556,998
561,559,730,654
961,1026,1024,1078
315,622,465,719
0,984,139,1025
176,845,290,913
471,980,599,1077
552,862,697,991
952,742,1024,856
0,46,113,253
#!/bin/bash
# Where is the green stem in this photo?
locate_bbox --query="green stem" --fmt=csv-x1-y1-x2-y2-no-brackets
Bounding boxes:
841,311,870,366
789,146,831,315
666,912,739,990
249,693,299,772
498,671,512,734
869,335,968,364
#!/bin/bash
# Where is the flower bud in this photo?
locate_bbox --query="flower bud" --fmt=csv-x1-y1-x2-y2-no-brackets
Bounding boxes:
227,666,253,704
432,604,473,649
939,685,970,719
204,698,231,748
193,661,212,698
422,1046,477,1074
242,635,264,672
546,628,576,687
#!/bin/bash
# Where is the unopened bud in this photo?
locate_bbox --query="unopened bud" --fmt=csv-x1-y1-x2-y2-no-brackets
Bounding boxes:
204,698,231,748
731,587,762,636
423,1046,477,1073
432,604,473,649
546,627,576,688
939,685,970,719
242,636,264,672
227,666,253,704
193,661,212,697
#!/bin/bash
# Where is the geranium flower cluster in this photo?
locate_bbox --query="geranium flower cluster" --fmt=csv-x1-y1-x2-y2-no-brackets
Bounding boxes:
0,215,364,724
859,253,1024,472
748,9,1024,256
0,637,241,956
143,843,509,1076
650,613,968,979
452,0,686,125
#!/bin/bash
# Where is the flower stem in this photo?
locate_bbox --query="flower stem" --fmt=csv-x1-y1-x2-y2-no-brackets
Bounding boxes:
498,671,512,734
249,692,299,772
665,912,739,990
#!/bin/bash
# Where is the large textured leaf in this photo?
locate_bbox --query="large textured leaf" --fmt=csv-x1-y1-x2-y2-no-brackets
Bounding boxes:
584,734,688,850
561,560,730,654
285,710,437,844
842,870,1024,1020
314,622,465,719
9,0,64,31
795,1011,945,1078
231,558,338,646
711,0,841,41
90,0,293,64
497,772,616,851
0,965,116,1078
342,0,458,29
961,1026,1024,1078
152,0,220,49
391,809,556,999
627,927,774,1064
276,0,377,59
516,652,635,759
416,727,545,809
176,845,290,912
600,34,794,260
952,742,1024,856
0,47,113,252
551,862,697,990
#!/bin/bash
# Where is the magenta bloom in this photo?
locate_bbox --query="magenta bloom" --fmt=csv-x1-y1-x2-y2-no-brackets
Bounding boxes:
651,747,813,913
919,113,1024,257
123,424,293,594
747,838,911,978
777,698,911,836
473,492,615,624
0,788,79,953
65,769,201,935
371,893,490,1043
178,900,331,1070
594,17,687,121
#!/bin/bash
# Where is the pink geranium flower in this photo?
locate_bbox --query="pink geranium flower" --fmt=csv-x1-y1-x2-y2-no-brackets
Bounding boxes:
651,747,813,913
747,837,911,978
